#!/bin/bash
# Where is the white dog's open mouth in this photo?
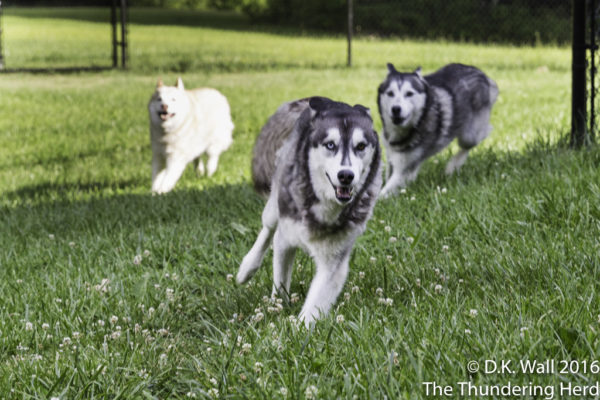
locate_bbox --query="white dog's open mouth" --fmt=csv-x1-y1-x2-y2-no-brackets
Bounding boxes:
158,110,175,121
326,173,354,203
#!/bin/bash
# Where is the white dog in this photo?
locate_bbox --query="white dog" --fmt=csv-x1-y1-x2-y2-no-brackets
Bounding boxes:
148,78,234,194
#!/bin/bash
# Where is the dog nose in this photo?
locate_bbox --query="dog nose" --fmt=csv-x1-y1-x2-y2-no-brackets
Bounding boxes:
337,169,354,185
391,106,401,116
161,104,168,111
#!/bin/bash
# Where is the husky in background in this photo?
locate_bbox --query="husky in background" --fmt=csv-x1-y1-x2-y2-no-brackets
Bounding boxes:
377,63,498,197
237,97,382,327
148,78,234,194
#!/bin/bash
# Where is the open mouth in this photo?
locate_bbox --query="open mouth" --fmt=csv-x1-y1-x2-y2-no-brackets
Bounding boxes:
392,115,405,125
326,173,354,203
158,110,175,121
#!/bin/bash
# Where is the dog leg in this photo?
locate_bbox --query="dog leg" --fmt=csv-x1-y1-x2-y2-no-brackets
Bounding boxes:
196,158,205,176
445,148,469,175
299,251,351,327
271,230,296,301
154,158,187,194
380,150,422,197
237,196,278,284
205,151,221,177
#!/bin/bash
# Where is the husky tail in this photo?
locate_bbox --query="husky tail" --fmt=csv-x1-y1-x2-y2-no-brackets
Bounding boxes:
251,98,311,197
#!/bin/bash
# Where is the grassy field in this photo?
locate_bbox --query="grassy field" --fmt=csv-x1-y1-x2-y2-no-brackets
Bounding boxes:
1,7,599,400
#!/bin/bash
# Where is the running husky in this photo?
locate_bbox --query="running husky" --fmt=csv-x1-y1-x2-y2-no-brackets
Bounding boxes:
148,78,234,194
237,97,382,326
377,63,498,197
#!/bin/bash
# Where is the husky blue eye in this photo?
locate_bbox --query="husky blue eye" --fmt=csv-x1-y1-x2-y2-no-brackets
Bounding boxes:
355,142,367,151
406,91,414,97
324,141,336,150
387,91,394,97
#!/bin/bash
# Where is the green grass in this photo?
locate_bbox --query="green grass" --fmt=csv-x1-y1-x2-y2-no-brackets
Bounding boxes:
1,7,599,400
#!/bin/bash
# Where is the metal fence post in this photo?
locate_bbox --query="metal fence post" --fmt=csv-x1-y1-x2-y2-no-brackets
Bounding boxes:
120,0,128,69
571,0,587,147
0,1,4,70
347,0,353,67
111,0,117,68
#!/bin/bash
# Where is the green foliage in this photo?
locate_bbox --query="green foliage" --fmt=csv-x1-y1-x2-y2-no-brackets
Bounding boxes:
240,0,571,45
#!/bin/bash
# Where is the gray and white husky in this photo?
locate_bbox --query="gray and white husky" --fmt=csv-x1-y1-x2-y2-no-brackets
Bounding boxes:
237,97,382,326
377,63,498,197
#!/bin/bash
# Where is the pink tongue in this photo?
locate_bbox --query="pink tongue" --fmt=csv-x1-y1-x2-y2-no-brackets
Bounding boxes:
336,187,351,198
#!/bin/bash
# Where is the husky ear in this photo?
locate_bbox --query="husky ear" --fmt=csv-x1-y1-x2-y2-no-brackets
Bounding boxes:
176,77,185,90
353,104,372,119
414,66,423,78
387,63,398,74
156,79,163,88
308,96,332,113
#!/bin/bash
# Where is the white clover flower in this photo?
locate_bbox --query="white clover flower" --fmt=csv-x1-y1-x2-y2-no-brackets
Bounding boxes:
226,274,233,282
241,343,251,353
72,331,82,339
434,268,440,275
133,254,142,265
384,298,393,306
305,385,318,400
148,307,155,316
442,245,449,252
400,188,407,194
143,249,151,257
186,392,197,398
410,196,416,201
336,314,345,324
288,315,297,323
25,322,33,331
406,236,415,244
369,256,377,263
389,236,397,243
42,323,50,330
351,286,359,293
166,288,175,301
469,309,478,317
434,284,442,293
290,293,300,304
254,362,263,373
62,337,71,346
441,187,447,194
16,279,23,284
280,387,288,396
343,292,350,301
48,234,55,240
110,315,118,325
209,377,218,386
465,329,472,335
359,271,365,279
69,241,75,247
253,312,264,322
157,328,169,337
154,284,161,290
458,278,464,284
384,226,391,233
111,331,121,340
415,278,421,287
